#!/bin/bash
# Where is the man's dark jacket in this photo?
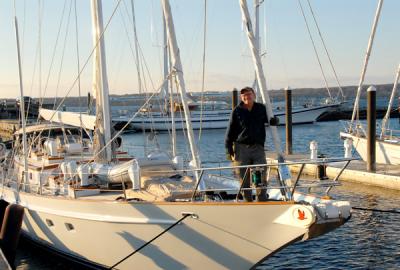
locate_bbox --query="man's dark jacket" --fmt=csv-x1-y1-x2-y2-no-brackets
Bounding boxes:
225,101,269,155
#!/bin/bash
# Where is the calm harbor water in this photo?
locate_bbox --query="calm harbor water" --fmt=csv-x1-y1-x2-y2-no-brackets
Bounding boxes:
15,120,400,269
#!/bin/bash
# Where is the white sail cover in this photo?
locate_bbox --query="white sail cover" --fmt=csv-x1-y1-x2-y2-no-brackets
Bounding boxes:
39,108,96,130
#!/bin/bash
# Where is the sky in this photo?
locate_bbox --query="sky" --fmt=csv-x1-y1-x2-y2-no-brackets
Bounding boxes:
0,0,399,99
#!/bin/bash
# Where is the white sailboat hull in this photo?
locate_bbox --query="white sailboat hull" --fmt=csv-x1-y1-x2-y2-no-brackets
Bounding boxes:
340,132,400,165
1,187,346,269
129,103,338,131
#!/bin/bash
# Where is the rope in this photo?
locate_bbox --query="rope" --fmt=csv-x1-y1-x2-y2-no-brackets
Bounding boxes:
109,213,193,269
306,0,344,101
297,0,332,99
352,206,400,214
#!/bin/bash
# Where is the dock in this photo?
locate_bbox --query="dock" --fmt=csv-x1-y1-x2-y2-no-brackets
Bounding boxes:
267,152,400,191
0,120,19,141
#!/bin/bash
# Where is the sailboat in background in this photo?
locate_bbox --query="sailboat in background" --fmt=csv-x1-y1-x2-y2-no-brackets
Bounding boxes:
339,0,400,165
127,0,342,131
0,1,352,269
341,64,400,165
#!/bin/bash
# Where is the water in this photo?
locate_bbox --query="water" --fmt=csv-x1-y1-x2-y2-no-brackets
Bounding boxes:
15,120,400,269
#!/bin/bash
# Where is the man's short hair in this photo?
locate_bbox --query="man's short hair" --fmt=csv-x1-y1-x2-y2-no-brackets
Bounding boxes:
240,87,255,94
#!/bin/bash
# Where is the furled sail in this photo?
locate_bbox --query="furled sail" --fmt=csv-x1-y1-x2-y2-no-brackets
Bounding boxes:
39,108,96,130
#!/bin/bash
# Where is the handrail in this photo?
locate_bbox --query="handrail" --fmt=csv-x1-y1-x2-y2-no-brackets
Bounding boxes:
1,156,356,202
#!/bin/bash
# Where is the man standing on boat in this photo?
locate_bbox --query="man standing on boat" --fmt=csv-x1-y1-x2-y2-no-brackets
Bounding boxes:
225,87,278,202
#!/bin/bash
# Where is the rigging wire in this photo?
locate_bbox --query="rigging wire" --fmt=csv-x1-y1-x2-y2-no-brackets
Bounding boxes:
121,0,174,145
52,1,73,111
306,0,344,101
130,0,142,94
38,0,43,109
40,0,69,102
74,0,84,158
350,0,384,126
265,1,290,88
76,73,173,172
198,0,207,142
297,0,332,99
44,0,123,120
26,0,124,150
118,2,158,139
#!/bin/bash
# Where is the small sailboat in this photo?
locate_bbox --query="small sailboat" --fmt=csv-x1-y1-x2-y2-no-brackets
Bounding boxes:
340,0,400,165
0,1,352,269
341,64,400,165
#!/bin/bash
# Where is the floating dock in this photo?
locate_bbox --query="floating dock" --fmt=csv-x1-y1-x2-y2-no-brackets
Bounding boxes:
267,152,400,191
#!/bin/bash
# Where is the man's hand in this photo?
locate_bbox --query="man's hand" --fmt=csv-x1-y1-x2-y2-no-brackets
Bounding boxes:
269,116,279,126
226,147,234,161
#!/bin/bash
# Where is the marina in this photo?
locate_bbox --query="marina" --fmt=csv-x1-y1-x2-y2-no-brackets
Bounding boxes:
0,0,399,269
7,122,400,269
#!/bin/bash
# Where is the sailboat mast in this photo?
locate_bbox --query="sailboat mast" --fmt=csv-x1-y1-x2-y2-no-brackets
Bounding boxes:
380,64,400,138
130,0,142,95
162,14,169,101
350,0,383,125
91,0,113,162
253,0,261,101
163,14,177,157
161,0,203,187
14,15,29,188
239,0,282,156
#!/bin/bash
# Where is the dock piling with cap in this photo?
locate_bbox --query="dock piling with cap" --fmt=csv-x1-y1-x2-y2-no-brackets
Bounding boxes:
367,85,376,172
285,87,293,155
232,88,238,109
0,202,24,269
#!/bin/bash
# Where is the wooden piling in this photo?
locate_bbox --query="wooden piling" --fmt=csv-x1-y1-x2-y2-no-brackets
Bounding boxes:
232,88,238,109
0,204,24,268
367,86,376,172
285,87,293,154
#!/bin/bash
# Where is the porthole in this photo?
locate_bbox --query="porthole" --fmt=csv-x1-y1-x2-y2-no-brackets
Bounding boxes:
65,223,75,231
46,219,54,227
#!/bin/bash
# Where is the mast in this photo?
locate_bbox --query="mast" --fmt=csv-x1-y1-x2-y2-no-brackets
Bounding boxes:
253,0,261,101
91,0,113,162
239,0,282,156
161,0,203,188
130,0,142,95
380,64,400,139
162,10,170,111
14,14,29,189
163,14,177,157
240,0,292,199
350,0,383,125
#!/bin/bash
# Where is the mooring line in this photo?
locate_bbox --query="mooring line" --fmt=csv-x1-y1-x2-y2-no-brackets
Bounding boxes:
352,206,400,214
109,213,193,269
